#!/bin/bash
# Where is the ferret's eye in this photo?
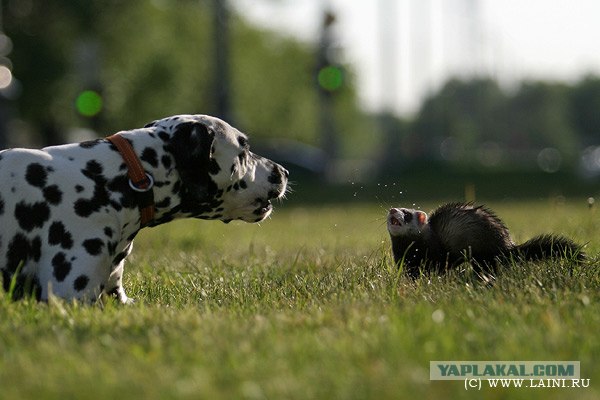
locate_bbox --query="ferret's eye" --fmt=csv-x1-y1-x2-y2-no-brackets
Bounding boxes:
403,213,413,223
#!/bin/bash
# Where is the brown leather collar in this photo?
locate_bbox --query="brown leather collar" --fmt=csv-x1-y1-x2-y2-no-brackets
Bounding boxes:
106,133,155,227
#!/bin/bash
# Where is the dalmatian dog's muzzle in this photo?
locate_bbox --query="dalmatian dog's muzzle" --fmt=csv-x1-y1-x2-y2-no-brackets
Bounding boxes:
0,114,288,303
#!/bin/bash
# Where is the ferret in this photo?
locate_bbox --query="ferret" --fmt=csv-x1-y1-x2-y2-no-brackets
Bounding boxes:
387,202,585,277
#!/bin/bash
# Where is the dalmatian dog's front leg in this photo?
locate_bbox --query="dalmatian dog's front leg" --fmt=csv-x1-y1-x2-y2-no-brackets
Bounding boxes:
104,242,135,305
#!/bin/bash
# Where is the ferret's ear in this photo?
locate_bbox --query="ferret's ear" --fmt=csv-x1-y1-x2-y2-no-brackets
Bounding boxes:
416,211,427,225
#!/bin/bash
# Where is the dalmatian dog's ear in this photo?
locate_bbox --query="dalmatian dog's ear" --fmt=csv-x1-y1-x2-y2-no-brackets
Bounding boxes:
167,121,218,204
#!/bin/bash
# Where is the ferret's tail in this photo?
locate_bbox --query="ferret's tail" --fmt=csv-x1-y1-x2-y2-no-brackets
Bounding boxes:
512,234,586,262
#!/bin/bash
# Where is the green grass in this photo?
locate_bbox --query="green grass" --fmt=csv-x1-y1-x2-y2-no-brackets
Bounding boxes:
1,199,599,399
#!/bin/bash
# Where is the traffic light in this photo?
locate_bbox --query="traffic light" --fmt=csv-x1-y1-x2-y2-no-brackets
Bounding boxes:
316,10,344,94
317,64,344,92
75,89,103,117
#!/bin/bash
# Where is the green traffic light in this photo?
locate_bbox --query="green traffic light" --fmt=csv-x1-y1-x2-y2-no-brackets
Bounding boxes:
318,65,343,91
76,90,103,117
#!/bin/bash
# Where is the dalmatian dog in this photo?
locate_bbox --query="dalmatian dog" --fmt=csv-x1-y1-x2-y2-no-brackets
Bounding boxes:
0,114,288,303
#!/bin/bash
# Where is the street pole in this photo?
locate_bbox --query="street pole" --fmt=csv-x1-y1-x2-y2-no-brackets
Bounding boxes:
213,0,231,122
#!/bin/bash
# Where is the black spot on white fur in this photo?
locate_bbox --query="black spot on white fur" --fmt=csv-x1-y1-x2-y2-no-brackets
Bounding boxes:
80,140,102,149
52,252,71,282
161,155,172,169
48,222,74,249
25,163,47,188
14,201,50,231
74,161,110,218
5,234,42,276
141,147,159,168
43,185,63,205
73,275,89,291
83,238,104,256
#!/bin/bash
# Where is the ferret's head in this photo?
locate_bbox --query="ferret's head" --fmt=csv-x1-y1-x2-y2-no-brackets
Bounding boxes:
387,208,427,237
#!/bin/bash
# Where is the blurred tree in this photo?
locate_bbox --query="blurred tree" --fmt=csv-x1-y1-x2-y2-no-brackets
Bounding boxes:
411,78,506,164
508,81,578,164
570,75,600,145
403,77,584,171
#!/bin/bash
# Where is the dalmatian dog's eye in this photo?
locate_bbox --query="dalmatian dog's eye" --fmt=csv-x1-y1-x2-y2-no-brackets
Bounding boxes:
237,136,248,149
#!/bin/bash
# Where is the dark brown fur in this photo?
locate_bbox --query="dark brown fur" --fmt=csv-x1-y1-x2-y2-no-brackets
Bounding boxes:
387,202,585,278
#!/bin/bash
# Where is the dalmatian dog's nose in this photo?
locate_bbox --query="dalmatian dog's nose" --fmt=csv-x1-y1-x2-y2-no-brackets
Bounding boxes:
268,163,288,185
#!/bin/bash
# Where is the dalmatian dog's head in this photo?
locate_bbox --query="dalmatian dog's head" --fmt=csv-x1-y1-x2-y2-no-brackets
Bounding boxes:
151,115,288,223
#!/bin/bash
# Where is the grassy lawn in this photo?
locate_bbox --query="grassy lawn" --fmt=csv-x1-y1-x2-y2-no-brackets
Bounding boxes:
1,198,599,399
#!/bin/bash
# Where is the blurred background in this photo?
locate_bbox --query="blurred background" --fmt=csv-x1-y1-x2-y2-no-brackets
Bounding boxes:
1,0,599,203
